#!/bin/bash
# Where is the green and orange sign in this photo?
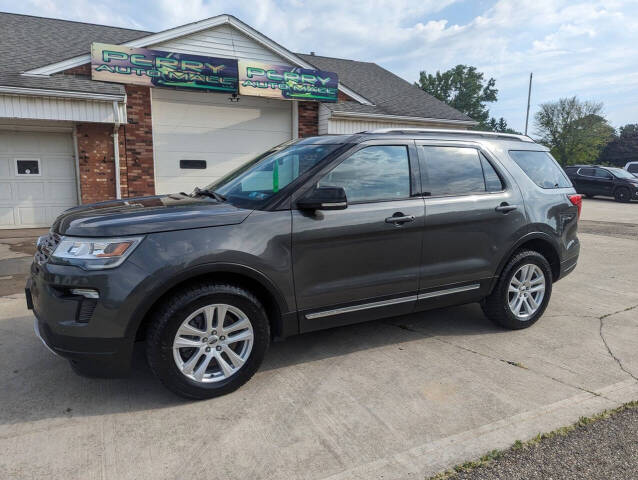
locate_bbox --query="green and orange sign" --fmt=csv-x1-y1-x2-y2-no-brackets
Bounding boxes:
91,43,339,102
91,43,238,92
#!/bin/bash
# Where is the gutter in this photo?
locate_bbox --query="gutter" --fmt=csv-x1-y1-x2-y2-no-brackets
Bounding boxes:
330,110,477,126
0,85,125,102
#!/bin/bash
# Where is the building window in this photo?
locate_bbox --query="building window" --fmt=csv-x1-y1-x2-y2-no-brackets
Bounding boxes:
15,159,41,176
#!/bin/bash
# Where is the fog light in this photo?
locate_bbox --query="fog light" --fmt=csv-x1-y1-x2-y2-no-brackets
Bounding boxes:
70,288,99,299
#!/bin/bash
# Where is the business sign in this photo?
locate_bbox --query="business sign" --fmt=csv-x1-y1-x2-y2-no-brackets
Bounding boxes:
91,43,238,93
238,60,338,102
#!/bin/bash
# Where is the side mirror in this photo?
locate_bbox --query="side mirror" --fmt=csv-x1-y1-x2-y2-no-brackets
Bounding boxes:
297,187,347,211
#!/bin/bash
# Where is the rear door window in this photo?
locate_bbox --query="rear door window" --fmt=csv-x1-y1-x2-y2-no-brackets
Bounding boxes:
509,150,571,188
578,168,595,177
480,154,504,191
419,146,504,196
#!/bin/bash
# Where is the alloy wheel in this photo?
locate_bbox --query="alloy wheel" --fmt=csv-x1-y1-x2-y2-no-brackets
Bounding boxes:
507,264,546,320
172,304,254,383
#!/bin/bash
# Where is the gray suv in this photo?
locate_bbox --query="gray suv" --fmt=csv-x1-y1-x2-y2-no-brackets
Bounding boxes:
26,129,581,399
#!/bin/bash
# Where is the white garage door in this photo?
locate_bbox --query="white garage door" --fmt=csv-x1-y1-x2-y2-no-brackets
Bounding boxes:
0,130,78,229
152,89,292,194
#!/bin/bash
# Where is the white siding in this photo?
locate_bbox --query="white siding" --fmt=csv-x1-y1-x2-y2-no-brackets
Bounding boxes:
152,24,287,63
318,103,331,135
0,94,125,124
326,117,470,134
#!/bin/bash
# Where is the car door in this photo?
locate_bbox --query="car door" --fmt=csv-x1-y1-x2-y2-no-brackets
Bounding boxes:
593,168,614,196
416,143,527,307
575,167,596,194
291,141,425,332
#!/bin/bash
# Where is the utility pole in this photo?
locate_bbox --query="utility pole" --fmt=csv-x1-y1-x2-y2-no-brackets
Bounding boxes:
524,72,533,136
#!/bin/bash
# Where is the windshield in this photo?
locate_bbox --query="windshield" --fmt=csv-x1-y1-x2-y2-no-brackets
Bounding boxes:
607,167,636,179
204,140,342,208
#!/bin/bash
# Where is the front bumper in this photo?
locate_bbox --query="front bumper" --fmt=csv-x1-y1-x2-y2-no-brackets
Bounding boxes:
25,259,148,376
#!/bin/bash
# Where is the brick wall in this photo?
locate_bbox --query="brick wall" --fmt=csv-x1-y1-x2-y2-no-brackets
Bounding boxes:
298,101,319,137
61,64,156,201
60,64,91,76
338,90,354,102
120,85,155,198
76,123,117,204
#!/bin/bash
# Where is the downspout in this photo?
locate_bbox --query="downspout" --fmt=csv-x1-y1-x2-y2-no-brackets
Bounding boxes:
112,101,122,199
72,125,82,205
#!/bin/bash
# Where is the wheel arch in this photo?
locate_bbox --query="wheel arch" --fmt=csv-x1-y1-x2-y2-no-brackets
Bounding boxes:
491,233,561,293
129,263,294,343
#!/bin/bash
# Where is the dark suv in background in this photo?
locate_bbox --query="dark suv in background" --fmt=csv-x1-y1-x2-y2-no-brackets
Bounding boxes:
565,165,638,202
27,129,581,399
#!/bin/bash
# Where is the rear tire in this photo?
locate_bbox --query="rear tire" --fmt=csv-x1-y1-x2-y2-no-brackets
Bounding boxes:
614,187,631,203
584,193,595,198
482,250,552,330
146,283,270,399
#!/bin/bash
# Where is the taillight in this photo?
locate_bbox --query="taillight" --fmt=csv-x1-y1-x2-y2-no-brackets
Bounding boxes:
568,194,582,219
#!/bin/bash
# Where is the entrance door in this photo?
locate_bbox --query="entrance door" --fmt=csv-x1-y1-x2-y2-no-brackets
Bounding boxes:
292,142,424,332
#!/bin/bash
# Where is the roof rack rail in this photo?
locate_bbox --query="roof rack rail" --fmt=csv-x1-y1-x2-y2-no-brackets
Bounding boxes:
362,128,534,143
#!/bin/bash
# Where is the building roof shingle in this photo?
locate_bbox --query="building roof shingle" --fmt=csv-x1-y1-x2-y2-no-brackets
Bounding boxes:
297,53,473,122
0,12,149,95
0,12,473,122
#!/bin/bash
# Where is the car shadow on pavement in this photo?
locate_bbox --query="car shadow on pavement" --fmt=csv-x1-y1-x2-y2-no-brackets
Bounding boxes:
0,303,504,426
261,302,505,371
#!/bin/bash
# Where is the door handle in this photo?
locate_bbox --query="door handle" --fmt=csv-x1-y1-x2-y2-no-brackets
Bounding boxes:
385,213,415,225
495,203,518,213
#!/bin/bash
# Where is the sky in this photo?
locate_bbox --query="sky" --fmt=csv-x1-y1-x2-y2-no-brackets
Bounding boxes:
2,0,636,133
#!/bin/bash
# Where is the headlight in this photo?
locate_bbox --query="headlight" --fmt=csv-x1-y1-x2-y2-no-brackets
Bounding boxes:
51,236,143,270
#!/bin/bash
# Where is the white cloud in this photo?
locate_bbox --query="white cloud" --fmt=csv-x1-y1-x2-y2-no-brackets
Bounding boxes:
1,0,636,131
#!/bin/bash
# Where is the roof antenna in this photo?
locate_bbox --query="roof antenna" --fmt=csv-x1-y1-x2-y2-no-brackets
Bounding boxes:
310,51,315,56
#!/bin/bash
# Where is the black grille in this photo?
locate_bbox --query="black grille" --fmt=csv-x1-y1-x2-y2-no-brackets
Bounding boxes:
34,232,61,265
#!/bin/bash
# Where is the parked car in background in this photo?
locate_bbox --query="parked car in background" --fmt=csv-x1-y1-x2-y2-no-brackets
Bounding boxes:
564,165,638,202
27,129,581,399
625,161,638,177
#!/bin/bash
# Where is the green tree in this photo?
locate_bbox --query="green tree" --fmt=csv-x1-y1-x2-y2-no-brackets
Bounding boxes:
483,116,521,134
599,124,638,167
416,65,497,125
534,97,614,165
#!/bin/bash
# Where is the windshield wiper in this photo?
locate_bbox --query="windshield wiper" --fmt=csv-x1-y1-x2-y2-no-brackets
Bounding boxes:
191,187,226,202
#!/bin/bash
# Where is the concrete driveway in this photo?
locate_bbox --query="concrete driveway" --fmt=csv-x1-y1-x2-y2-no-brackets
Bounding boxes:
1,199,637,480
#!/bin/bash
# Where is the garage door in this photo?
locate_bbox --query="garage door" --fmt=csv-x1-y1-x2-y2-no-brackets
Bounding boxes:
0,130,78,229
152,89,292,194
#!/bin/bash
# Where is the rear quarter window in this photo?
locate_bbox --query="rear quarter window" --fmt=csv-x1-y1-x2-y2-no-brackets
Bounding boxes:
509,150,571,189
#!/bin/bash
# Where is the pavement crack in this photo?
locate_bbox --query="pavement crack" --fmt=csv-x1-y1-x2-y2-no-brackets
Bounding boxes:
599,304,638,382
391,322,607,399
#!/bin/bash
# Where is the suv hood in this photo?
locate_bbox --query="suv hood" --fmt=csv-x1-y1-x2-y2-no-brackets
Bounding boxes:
52,194,253,237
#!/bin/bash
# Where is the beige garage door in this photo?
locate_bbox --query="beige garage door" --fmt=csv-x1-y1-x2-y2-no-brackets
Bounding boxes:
0,130,78,229
152,89,292,195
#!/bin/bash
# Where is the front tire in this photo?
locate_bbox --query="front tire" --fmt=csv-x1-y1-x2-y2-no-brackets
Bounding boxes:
482,250,552,329
146,283,270,399
615,187,631,203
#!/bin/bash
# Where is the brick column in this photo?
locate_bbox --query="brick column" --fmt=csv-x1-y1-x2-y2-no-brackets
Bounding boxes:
298,102,319,137
76,124,117,204
121,85,155,198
